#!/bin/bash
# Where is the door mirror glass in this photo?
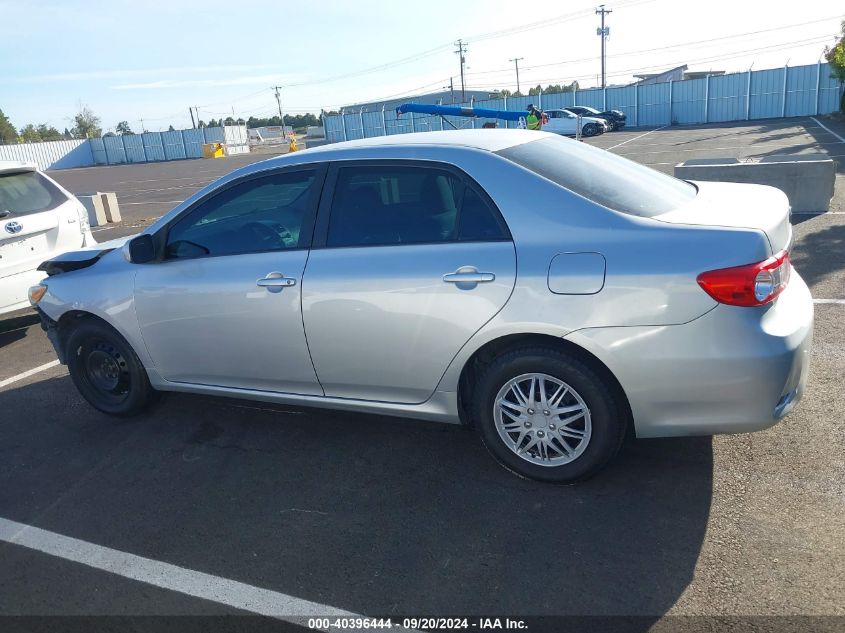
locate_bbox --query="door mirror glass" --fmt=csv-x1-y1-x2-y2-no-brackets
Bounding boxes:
126,234,156,264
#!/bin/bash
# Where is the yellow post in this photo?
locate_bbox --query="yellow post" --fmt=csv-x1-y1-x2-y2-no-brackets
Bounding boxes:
288,134,298,152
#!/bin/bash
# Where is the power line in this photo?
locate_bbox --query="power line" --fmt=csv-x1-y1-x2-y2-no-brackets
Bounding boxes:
464,34,835,90
461,16,842,80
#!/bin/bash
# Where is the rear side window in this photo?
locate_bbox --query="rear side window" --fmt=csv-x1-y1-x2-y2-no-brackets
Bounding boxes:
497,136,696,217
326,165,508,248
0,171,68,217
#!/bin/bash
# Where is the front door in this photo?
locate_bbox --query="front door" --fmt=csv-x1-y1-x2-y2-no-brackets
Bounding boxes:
133,167,325,395
302,162,516,404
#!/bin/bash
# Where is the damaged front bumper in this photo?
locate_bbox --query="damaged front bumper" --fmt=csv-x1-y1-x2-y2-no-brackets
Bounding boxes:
36,307,66,364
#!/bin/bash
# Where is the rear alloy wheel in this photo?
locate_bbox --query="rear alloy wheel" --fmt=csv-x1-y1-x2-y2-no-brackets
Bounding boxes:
66,319,158,416
474,348,626,483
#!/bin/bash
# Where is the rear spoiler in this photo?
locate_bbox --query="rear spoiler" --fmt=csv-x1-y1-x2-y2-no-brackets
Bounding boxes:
38,247,117,276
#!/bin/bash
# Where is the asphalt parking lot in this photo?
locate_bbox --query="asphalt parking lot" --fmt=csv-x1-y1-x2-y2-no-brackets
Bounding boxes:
1,117,843,630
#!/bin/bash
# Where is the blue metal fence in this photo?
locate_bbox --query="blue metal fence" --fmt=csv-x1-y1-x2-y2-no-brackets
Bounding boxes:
87,127,226,167
324,62,842,142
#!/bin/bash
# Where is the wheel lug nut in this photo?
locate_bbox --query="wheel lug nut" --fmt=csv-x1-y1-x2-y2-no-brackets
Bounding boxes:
537,431,545,438
527,409,535,415
543,410,550,416
549,424,556,430
524,421,532,428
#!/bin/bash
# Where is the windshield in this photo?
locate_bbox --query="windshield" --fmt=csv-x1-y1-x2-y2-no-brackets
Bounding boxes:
0,170,67,217
496,135,696,217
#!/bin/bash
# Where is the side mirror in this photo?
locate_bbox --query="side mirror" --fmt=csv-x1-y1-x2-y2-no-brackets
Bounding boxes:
124,234,156,264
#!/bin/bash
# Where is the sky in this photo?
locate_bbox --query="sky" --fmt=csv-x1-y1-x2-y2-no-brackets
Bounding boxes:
1,0,842,133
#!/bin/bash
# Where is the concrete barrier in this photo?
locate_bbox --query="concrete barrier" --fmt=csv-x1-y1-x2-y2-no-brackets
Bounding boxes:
77,192,120,227
101,192,121,223
77,193,108,227
674,154,836,213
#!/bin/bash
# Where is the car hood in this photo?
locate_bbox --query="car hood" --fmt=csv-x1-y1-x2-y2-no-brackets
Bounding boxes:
38,233,137,276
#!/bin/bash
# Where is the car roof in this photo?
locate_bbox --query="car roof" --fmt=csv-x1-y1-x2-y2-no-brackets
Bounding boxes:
290,129,546,157
0,160,37,175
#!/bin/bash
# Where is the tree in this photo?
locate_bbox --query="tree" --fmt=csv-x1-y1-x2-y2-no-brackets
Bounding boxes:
824,20,845,112
0,109,18,144
36,124,62,141
71,106,102,138
168,125,176,132
19,124,42,143
63,128,73,139
116,121,134,135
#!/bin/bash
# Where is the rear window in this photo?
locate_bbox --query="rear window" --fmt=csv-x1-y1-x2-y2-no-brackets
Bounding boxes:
496,136,696,217
0,171,68,217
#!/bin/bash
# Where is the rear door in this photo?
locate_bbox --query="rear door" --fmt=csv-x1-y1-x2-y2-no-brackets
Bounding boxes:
544,110,576,135
302,161,516,404
0,168,81,280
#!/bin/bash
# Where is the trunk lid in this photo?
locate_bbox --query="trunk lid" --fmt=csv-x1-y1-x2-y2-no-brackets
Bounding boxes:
1,169,85,279
653,180,792,254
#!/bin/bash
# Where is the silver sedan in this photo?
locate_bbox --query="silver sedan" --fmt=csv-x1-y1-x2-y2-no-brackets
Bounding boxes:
31,130,813,482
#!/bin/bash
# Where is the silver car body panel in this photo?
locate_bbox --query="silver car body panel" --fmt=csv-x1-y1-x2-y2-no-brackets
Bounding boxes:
302,241,516,403
133,250,323,395
36,130,813,437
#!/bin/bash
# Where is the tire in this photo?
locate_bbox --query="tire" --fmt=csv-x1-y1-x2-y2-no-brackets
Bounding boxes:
582,123,599,137
473,347,626,483
66,319,158,417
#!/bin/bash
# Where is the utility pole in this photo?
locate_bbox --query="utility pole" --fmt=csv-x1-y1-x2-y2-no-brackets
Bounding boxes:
188,107,196,129
454,40,468,102
443,77,455,104
273,86,287,138
596,4,612,89
509,57,524,94
139,118,145,134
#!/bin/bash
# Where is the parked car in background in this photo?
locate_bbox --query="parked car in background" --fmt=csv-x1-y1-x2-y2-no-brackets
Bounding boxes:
564,106,626,130
543,109,608,137
0,161,94,315
31,130,812,483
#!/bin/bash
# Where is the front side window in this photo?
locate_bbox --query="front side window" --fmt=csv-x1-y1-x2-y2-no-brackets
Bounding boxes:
326,165,508,248
166,170,317,259
0,171,68,218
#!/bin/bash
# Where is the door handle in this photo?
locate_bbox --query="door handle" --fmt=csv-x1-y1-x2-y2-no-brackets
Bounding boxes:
443,267,496,284
257,271,297,289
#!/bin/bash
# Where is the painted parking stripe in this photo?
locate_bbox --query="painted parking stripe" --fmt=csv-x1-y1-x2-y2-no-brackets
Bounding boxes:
606,126,667,151
814,299,845,304
0,360,60,389
810,117,845,143
0,516,366,623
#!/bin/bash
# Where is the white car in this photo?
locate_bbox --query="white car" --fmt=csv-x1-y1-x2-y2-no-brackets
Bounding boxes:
0,161,95,315
543,109,608,137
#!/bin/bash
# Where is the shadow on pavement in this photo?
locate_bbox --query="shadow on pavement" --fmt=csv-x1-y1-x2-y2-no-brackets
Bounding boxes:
0,377,714,626
789,222,845,291
0,312,39,350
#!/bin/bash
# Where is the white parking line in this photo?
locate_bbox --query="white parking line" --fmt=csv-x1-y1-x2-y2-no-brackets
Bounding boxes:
810,117,845,143
814,299,845,304
0,516,361,622
0,360,60,390
606,126,668,151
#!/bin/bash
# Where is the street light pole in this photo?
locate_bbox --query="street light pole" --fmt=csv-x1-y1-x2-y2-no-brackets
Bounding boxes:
509,57,524,94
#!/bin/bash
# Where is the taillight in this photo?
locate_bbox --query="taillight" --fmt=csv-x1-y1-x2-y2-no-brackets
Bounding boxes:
697,250,791,307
